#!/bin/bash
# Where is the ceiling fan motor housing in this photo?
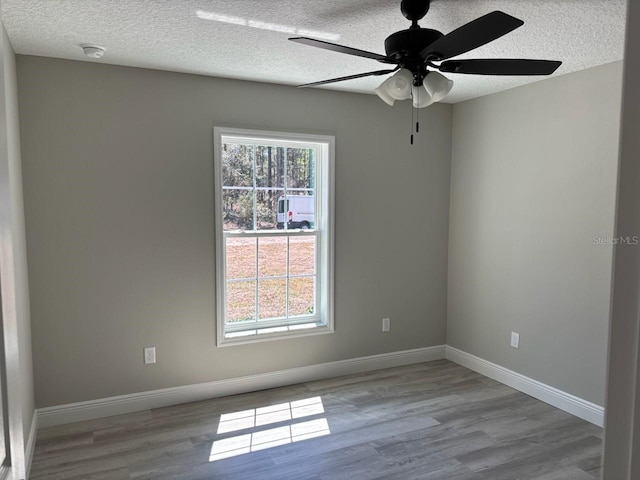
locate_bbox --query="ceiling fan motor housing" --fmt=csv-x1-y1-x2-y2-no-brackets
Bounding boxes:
385,28,443,60
385,28,443,84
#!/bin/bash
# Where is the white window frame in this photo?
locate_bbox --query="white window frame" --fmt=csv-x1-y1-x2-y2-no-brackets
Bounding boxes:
214,127,335,346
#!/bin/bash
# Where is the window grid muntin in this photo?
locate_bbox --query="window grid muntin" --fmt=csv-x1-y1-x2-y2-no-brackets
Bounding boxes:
227,275,315,283
251,144,257,231
285,235,290,319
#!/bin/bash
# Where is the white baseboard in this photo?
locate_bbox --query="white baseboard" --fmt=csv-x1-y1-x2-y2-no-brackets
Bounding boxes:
37,345,446,428
36,345,604,431
25,409,38,479
445,346,604,427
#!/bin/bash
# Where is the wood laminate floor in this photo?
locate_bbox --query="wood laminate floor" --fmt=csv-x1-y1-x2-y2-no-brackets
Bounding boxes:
30,360,602,480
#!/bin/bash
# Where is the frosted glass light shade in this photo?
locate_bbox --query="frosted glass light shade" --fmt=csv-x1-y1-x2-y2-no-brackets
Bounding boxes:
375,68,413,105
387,69,413,100
375,79,396,106
412,85,434,108
424,71,454,102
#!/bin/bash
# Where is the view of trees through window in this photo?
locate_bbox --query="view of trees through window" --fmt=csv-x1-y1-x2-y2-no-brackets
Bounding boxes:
222,144,315,230
221,139,318,326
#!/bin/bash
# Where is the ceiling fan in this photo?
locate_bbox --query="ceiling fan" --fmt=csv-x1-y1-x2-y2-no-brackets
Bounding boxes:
289,0,562,108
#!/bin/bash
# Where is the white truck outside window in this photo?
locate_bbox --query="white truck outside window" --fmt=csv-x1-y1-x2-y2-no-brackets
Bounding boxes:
277,195,315,230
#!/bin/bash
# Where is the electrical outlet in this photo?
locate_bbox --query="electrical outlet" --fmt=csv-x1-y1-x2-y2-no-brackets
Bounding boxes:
510,332,520,349
144,346,156,364
382,318,391,332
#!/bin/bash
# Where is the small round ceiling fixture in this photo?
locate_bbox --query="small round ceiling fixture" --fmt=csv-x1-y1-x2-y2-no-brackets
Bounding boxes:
80,44,105,59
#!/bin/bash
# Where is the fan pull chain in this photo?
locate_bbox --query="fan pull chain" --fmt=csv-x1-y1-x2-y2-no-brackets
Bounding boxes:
409,88,420,144
410,96,414,145
415,88,420,133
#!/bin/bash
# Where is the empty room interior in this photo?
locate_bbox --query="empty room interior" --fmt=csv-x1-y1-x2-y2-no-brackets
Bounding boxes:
2,0,640,479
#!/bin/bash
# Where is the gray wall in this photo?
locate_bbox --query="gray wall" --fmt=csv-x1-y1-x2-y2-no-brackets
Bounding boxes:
602,0,640,477
0,11,33,479
17,56,452,408
448,62,622,406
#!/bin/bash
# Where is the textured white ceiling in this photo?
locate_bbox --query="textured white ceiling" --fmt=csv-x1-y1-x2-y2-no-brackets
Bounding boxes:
1,0,627,103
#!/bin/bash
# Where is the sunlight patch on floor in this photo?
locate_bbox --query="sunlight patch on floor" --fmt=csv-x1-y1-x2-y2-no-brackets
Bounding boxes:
210,397,330,462
210,418,330,461
217,396,325,434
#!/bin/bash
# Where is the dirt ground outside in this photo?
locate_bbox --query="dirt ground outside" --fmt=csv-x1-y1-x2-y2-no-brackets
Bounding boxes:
225,236,315,321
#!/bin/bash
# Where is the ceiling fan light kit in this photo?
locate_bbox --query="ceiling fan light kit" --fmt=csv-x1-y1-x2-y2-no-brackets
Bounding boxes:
375,68,451,108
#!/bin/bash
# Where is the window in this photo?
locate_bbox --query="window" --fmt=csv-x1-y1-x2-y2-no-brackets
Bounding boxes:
214,128,334,345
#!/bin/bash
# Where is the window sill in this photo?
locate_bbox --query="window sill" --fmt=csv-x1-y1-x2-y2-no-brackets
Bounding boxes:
217,323,334,347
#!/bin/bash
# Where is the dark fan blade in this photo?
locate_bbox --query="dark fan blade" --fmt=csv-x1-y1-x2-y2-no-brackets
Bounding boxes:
439,59,562,75
422,11,524,60
289,37,397,64
298,68,399,88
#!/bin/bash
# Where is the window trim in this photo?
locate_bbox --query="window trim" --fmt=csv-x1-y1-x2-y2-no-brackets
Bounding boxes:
213,127,335,346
